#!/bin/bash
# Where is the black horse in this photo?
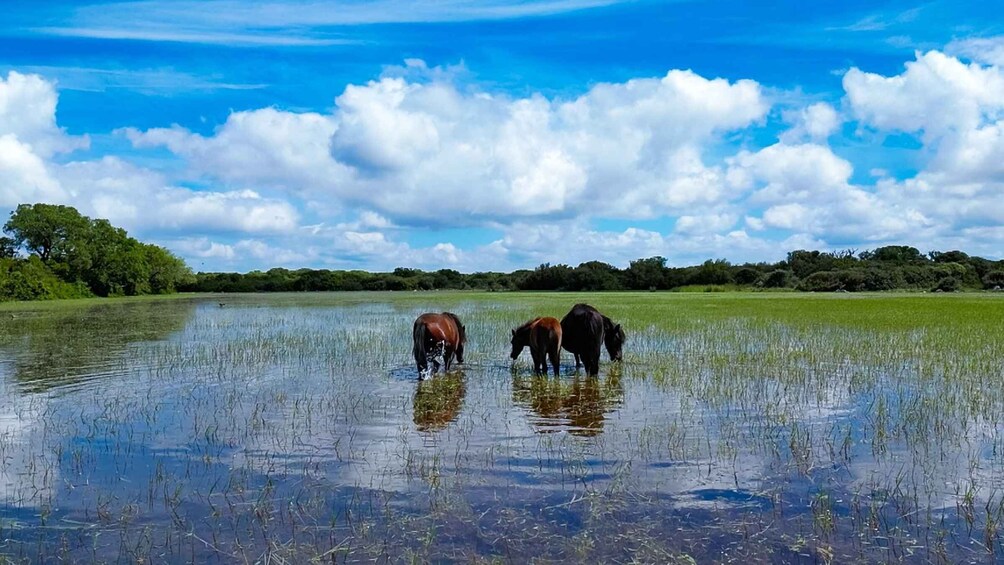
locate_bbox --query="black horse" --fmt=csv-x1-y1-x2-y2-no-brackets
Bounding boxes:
559,304,625,376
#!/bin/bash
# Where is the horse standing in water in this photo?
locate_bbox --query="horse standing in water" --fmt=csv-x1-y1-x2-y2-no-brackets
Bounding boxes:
510,317,562,376
560,303,625,376
412,312,466,378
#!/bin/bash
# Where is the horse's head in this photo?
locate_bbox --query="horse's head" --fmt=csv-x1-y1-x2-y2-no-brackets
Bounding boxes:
510,327,529,360
603,319,625,362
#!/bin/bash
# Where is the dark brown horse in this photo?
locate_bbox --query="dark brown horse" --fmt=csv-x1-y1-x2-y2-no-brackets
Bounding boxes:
510,317,562,376
413,312,466,378
560,303,625,376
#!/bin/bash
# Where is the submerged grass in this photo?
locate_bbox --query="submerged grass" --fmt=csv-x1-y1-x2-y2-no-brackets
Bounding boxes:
0,291,1003,563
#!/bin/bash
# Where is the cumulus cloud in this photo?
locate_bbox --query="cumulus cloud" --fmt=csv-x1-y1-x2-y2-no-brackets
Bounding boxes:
844,50,1004,140
8,45,1004,272
0,71,88,157
841,47,1004,251
127,66,768,224
1,73,299,254
54,157,299,233
946,36,1004,67
0,135,66,206
780,102,840,143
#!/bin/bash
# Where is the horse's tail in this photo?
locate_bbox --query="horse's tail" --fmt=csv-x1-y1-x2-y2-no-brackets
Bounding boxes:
413,319,428,373
443,312,466,363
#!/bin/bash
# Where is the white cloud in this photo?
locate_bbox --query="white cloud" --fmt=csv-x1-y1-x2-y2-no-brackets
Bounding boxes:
9,45,1004,273
0,71,88,157
0,134,66,207
129,66,767,225
674,213,737,235
55,157,300,234
946,36,1004,67
123,108,343,196
731,142,853,204
780,102,840,143
841,48,1004,250
40,1,628,47
762,203,811,230
844,50,1004,140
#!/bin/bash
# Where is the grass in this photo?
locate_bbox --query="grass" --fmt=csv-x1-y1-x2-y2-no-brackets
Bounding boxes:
0,291,1003,562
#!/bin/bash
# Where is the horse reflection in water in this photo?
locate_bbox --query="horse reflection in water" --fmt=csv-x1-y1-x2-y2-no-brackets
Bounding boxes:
413,372,467,432
511,369,624,437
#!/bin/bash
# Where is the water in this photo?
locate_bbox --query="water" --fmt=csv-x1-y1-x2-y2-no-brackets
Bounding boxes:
0,292,1003,563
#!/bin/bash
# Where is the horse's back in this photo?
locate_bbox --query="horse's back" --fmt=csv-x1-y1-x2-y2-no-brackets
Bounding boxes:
414,312,461,345
560,304,603,353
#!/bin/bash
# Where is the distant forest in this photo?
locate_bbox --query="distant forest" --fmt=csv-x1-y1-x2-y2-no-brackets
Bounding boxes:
190,247,1004,294
1,203,193,302
4,203,1004,302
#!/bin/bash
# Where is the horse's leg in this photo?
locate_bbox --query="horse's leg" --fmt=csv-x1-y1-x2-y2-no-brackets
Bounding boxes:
586,349,600,377
444,345,455,372
549,346,560,377
531,349,544,375
574,354,581,370
431,349,441,374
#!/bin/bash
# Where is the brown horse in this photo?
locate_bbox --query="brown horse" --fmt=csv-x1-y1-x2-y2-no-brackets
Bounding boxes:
413,312,466,378
510,317,562,376
560,303,625,376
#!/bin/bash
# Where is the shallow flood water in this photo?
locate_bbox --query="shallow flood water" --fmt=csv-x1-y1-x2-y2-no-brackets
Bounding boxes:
1,292,1004,563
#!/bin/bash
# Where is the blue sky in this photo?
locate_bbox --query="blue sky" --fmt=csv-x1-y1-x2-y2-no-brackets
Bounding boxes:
1,0,1004,272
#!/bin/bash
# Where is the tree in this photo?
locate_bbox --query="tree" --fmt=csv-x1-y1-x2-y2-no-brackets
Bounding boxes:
4,203,91,263
734,267,761,286
0,237,15,259
762,269,794,288
983,270,1004,290
144,245,194,293
626,256,667,290
690,259,734,285
569,261,623,291
861,245,926,264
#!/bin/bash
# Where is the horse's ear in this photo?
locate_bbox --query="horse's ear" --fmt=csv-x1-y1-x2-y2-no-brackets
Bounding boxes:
511,329,516,336
615,324,622,333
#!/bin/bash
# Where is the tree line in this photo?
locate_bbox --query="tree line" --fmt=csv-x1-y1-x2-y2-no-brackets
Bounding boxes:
190,247,1004,294
4,203,1004,302
1,203,194,301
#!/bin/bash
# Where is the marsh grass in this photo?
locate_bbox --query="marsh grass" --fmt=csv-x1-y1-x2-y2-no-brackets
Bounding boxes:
1,291,1003,562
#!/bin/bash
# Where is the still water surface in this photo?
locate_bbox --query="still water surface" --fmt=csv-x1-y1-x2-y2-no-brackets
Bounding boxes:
1,293,1003,563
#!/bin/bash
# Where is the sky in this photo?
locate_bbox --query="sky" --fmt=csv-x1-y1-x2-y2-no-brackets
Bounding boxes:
1,0,1003,273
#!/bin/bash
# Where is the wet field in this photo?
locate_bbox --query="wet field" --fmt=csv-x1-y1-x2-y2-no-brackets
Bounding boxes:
1,291,1003,563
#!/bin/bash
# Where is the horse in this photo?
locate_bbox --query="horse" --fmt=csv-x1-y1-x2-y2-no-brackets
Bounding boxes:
510,317,562,376
559,303,625,376
412,312,466,378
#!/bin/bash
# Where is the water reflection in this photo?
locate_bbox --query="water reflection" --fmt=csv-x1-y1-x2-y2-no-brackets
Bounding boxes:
413,371,466,432
512,370,624,436
0,299,196,392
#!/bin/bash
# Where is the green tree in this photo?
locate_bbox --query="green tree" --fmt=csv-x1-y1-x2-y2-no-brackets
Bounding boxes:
4,203,91,263
861,245,926,264
626,256,667,290
690,259,734,285
0,236,15,259
983,270,1004,289
144,244,194,293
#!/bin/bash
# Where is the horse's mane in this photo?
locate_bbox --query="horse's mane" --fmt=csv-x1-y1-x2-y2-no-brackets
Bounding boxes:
514,318,536,333
443,312,466,343
602,315,626,340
